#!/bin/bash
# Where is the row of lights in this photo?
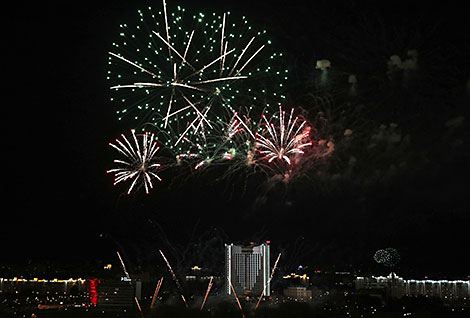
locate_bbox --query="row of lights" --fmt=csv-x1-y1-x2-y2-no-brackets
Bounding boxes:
0,277,85,284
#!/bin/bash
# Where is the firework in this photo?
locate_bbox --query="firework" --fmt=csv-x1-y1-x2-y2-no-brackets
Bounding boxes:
107,0,287,156
107,129,162,194
159,250,181,289
150,277,163,309
181,294,188,308
174,111,255,169
374,248,400,267
159,250,188,307
255,252,281,310
256,107,313,166
229,279,245,318
135,296,143,317
116,251,130,279
200,276,213,311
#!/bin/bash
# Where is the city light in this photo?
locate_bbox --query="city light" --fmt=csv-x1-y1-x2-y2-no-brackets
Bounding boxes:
0,277,85,284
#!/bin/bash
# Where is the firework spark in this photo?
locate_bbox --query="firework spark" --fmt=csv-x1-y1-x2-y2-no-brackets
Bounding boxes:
135,296,143,316
181,295,188,308
159,250,188,307
107,129,162,194
200,276,213,311
159,250,181,289
116,251,130,279
255,252,281,310
229,279,245,318
256,107,312,165
150,277,163,309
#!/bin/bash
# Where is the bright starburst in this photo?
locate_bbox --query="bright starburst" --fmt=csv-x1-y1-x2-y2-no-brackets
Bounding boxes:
255,107,313,165
107,129,162,194
107,0,287,155
374,248,401,267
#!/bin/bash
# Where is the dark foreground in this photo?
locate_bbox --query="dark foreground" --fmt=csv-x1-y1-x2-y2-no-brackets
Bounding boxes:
3,298,469,318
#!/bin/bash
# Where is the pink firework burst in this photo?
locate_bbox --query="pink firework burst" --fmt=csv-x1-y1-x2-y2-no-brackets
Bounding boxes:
256,107,312,165
107,129,162,194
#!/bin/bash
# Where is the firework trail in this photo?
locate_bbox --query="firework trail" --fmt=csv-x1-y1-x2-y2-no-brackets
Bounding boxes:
255,252,281,310
159,250,181,289
229,279,245,318
135,296,143,317
158,249,188,307
270,252,282,281
150,277,163,309
116,252,144,315
256,107,312,166
116,251,130,279
200,276,213,311
180,295,188,308
107,0,287,157
107,129,162,194
254,285,266,309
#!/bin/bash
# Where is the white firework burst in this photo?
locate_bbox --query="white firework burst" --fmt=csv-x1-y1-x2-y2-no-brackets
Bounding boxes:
256,107,312,165
107,129,162,194
374,248,401,267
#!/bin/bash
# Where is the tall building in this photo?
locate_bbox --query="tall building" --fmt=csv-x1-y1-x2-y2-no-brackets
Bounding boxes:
225,243,270,297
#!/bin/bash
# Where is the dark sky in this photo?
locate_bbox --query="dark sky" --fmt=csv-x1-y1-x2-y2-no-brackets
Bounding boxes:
3,0,470,277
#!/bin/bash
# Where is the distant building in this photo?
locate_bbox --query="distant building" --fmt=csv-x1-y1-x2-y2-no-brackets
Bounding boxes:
283,286,312,301
185,266,219,282
96,278,141,312
355,272,470,300
225,243,270,297
282,273,310,287
185,266,204,281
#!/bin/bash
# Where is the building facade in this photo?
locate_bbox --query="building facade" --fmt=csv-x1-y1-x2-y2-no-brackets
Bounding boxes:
225,243,270,297
283,286,312,301
355,272,470,300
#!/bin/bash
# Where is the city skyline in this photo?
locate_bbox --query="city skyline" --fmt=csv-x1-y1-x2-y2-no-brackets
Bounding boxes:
3,0,470,283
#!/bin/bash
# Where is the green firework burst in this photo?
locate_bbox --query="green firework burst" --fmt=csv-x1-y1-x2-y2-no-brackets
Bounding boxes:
107,0,288,158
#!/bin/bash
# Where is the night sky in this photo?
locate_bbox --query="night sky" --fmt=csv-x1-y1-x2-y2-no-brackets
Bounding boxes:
3,0,470,277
